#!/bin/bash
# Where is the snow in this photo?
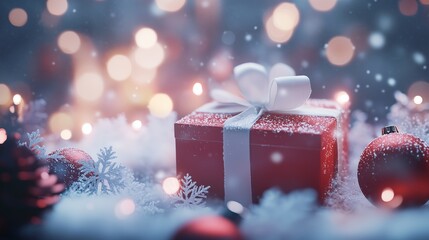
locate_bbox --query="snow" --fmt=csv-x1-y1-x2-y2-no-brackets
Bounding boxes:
173,173,210,208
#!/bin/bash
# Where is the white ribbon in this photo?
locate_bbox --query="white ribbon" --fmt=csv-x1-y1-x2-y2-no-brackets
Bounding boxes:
199,63,312,206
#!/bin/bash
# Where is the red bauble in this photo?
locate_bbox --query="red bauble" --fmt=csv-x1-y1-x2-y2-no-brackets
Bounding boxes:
47,148,93,188
173,215,243,240
358,126,429,208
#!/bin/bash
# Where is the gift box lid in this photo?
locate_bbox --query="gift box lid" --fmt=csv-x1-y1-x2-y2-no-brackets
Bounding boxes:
175,110,337,150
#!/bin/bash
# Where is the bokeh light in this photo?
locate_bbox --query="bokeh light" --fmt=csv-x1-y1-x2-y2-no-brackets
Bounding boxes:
75,73,104,102
162,177,180,194
155,0,186,12
0,128,7,144
135,28,158,49
81,123,93,135
368,32,385,49
192,82,203,96
134,43,165,69
107,55,132,81
335,91,350,104
131,120,142,130
413,95,423,105
148,93,173,118
381,188,394,202
0,84,12,106
265,16,294,43
399,0,418,16
272,2,300,31
13,94,22,105
9,8,28,27
421,0,429,5
58,31,81,54
309,0,337,12
47,0,68,16
49,112,74,134
407,81,429,103
326,36,355,66
60,129,72,140
270,151,283,164
115,198,136,219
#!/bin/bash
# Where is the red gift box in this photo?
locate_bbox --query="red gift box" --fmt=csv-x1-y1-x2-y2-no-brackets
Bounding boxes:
175,101,342,205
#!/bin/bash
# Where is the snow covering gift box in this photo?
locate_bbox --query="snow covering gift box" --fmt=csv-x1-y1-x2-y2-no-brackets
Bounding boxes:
175,101,344,206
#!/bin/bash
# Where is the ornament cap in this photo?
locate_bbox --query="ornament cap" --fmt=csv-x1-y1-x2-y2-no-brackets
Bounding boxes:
382,125,399,135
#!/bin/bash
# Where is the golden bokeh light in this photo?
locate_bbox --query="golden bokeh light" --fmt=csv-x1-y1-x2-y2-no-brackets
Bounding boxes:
335,91,350,104
47,0,68,16
148,93,173,118
0,84,12,106
58,31,81,54
135,28,158,49
192,82,203,96
107,55,132,81
60,129,72,140
399,0,418,16
49,112,73,134
309,0,337,12
326,36,355,66
9,8,28,27
162,177,180,194
155,0,186,12
75,72,104,102
265,16,294,43
272,2,300,31
421,0,429,5
134,43,165,69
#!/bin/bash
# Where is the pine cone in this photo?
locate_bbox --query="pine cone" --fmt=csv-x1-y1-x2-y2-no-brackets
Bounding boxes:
0,133,64,236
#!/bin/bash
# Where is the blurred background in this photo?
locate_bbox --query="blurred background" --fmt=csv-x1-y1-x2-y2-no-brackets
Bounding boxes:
1,0,429,140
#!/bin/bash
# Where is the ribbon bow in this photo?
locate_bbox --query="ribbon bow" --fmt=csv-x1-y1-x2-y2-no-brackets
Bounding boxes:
211,62,312,112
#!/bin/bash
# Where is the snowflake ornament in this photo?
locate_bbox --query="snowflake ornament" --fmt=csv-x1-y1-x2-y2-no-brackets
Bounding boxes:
19,129,63,161
76,146,126,195
173,173,210,208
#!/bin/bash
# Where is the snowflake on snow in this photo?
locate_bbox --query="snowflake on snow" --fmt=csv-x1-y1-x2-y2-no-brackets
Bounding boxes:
19,129,63,161
75,146,126,195
172,173,210,208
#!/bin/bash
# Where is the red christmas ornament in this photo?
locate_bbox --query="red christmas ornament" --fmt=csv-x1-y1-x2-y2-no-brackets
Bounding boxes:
173,201,244,240
47,148,93,188
358,126,429,208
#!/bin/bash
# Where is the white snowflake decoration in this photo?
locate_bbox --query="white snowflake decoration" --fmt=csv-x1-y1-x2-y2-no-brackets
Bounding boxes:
173,173,210,208
19,129,63,161
77,146,126,195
